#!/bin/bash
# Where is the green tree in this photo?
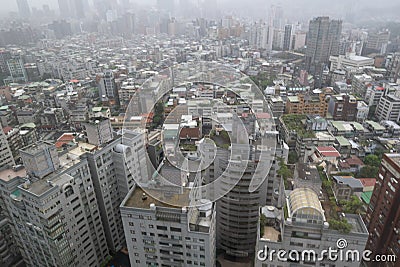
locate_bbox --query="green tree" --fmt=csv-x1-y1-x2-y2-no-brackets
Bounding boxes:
328,219,352,234
277,159,292,180
278,158,292,189
152,102,164,128
341,196,364,214
288,151,299,164
357,165,379,178
364,154,381,168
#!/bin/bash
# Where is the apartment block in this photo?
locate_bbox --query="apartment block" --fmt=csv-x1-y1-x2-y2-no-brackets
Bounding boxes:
86,130,148,253
83,118,113,146
285,89,332,117
328,94,357,121
120,186,216,267
366,154,400,266
375,90,400,123
0,125,15,169
1,142,109,266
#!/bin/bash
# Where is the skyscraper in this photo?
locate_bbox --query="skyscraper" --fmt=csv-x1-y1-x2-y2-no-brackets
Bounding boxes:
283,24,293,51
213,115,279,260
98,70,118,102
59,0,85,19
305,17,342,87
0,124,15,169
2,142,110,266
16,0,31,18
365,153,400,266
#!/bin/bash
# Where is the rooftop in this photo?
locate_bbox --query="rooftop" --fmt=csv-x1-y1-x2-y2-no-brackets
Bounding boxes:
20,141,53,155
0,167,26,182
365,120,385,131
124,186,190,209
336,136,351,147
281,114,316,138
332,176,363,189
316,146,341,158
288,188,325,220
22,173,72,196
262,226,280,242
358,178,376,188
361,191,373,204
345,214,368,234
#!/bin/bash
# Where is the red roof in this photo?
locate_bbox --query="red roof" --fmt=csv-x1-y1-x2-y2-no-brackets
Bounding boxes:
316,146,341,158
55,133,75,148
179,127,200,139
358,178,376,187
345,156,364,166
57,133,75,142
2,126,13,134
256,113,271,119
338,161,350,169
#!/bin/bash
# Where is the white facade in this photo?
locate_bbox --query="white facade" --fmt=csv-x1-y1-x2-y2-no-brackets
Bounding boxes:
0,127,15,169
120,186,216,267
2,142,109,267
329,53,374,72
356,101,369,122
376,93,400,122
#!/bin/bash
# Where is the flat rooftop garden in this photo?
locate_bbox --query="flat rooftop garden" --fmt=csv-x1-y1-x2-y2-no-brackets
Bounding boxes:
281,114,316,138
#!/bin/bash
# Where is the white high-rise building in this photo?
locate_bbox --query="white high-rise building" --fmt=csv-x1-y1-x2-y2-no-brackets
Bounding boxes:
1,142,109,266
0,124,15,169
85,130,148,253
120,186,216,267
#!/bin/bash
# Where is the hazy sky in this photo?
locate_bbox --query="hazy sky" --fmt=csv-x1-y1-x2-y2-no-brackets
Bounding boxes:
0,0,399,21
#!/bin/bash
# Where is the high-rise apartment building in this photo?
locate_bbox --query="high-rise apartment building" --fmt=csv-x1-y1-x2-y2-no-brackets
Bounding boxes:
365,153,400,266
16,0,31,18
283,24,293,51
1,142,110,266
0,167,25,266
7,57,28,83
305,17,342,87
85,130,148,253
98,70,118,102
375,85,400,123
0,125,15,169
211,114,278,260
120,186,216,267
0,50,11,74
364,30,390,54
58,0,85,19
83,117,113,146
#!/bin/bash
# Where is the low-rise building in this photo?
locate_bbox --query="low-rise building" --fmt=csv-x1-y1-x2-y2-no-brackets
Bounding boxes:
329,53,374,73
328,121,366,137
364,120,385,136
381,120,400,137
332,176,364,200
285,88,332,117
356,101,369,122
255,188,368,267
328,94,358,121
